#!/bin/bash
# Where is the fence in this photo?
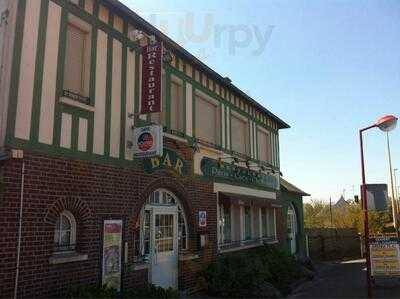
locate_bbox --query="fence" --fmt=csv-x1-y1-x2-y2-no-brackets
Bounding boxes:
306,228,361,260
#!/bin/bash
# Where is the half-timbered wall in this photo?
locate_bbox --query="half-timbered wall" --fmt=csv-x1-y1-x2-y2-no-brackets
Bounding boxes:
4,0,282,169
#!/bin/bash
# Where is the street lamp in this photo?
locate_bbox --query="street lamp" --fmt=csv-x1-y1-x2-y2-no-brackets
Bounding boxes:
359,114,398,298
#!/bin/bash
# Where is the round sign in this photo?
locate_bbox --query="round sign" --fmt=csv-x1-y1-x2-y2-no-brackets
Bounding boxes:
137,132,154,151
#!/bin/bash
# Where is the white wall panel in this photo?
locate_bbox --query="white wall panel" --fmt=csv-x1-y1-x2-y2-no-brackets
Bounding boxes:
14,0,41,140
125,49,136,160
38,1,61,145
93,30,107,155
60,113,72,148
110,39,122,158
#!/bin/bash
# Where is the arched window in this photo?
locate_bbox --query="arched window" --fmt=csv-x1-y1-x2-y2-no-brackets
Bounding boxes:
54,210,76,252
134,189,188,260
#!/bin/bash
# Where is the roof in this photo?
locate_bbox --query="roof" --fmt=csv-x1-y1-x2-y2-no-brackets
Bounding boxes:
280,178,310,196
104,0,290,129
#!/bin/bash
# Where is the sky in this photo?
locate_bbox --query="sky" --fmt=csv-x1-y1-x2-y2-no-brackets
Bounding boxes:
120,0,400,202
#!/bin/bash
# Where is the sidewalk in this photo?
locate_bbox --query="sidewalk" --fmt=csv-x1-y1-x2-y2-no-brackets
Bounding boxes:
289,259,400,299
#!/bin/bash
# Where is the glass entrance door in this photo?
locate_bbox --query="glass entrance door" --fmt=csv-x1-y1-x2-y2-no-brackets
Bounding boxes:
150,206,178,289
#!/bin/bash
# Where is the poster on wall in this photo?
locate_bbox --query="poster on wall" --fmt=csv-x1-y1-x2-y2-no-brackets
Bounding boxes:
102,220,123,291
199,211,207,228
370,235,400,277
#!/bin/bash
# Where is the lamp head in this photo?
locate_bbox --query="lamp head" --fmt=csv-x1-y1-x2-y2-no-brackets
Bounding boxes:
376,115,398,132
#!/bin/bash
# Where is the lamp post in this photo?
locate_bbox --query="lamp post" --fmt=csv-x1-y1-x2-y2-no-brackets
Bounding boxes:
359,114,398,298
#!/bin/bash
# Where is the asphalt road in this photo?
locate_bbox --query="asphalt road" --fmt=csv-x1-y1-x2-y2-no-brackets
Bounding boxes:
290,259,400,299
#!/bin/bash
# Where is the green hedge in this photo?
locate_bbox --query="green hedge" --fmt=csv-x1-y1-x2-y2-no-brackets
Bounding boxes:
203,246,307,297
66,283,179,299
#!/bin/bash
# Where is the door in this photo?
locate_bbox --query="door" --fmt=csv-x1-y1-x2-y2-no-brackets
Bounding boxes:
287,204,297,254
150,206,178,289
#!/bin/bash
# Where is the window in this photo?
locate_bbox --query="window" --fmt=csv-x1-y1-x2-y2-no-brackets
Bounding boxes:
231,113,249,155
257,128,271,163
170,80,184,132
54,210,76,252
244,206,252,241
218,204,232,245
64,21,91,101
195,94,220,145
261,207,268,238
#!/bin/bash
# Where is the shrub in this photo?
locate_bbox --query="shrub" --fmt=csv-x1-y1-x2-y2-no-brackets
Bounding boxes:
66,285,118,299
66,283,179,299
123,283,179,298
203,246,308,297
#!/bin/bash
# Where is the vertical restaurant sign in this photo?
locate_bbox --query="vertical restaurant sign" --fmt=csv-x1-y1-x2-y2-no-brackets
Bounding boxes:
102,220,123,291
141,41,162,114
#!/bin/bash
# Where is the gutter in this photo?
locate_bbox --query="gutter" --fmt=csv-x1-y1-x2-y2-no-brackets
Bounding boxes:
103,0,290,129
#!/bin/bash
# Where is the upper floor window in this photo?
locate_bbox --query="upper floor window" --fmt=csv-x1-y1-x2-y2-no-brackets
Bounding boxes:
54,210,76,252
257,128,271,163
170,79,184,132
195,92,220,145
63,19,91,102
231,113,250,155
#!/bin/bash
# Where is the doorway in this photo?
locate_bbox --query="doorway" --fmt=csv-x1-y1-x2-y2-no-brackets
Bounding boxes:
138,189,188,289
287,204,297,254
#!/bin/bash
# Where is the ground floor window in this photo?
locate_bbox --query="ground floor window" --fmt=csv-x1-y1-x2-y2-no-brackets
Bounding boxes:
54,210,76,252
218,200,278,251
244,206,252,241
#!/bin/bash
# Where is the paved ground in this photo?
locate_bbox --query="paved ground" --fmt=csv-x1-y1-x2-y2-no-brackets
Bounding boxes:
290,259,400,299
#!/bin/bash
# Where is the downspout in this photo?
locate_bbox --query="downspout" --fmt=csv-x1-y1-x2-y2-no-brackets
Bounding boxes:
14,159,25,299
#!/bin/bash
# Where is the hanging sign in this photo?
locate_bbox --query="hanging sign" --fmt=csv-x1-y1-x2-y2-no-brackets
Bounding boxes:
142,148,187,176
199,211,207,228
370,236,400,277
133,125,163,158
141,41,162,114
102,220,123,291
200,157,279,190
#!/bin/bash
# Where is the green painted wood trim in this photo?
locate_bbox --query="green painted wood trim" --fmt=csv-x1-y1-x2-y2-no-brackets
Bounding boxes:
5,0,27,143
52,6,68,147
119,21,128,159
71,114,79,150
9,136,139,168
103,13,114,157
229,107,232,150
30,0,49,143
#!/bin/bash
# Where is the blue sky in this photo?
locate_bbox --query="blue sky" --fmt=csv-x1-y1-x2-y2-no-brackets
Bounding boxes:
121,0,400,202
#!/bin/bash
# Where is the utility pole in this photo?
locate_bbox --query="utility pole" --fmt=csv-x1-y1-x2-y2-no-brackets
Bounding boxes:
329,197,333,228
386,132,398,230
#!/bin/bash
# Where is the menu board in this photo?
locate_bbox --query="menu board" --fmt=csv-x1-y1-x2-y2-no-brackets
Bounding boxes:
370,236,400,277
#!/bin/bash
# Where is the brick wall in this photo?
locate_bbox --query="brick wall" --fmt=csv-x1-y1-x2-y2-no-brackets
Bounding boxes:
0,138,284,298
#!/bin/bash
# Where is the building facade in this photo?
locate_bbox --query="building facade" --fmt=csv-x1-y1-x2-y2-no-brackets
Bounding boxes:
0,0,306,297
